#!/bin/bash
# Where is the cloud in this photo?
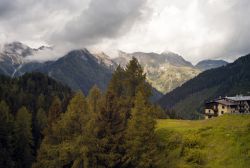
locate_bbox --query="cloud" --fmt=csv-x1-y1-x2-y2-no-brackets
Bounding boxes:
24,46,69,62
50,0,148,47
0,0,250,63
102,0,250,63
0,0,87,47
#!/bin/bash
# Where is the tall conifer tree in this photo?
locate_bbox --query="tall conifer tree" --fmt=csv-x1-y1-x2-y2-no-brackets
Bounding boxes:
0,101,15,168
14,106,33,168
34,91,92,168
124,91,160,168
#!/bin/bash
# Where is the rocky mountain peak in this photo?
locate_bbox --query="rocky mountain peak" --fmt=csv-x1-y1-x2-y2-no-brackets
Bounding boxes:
161,52,193,67
2,41,33,57
93,52,117,69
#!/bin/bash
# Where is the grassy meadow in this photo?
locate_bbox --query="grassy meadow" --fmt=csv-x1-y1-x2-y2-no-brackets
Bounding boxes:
156,115,250,168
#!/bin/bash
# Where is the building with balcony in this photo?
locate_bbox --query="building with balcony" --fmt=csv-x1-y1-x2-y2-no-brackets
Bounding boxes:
204,96,250,119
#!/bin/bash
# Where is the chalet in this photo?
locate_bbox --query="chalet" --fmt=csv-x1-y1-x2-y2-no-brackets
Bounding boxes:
204,95,250,119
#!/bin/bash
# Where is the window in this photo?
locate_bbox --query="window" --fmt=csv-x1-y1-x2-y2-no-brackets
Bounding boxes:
222,106,225,109
221,111,224,114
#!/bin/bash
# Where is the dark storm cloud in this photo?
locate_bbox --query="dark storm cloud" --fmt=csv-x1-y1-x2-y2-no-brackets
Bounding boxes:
0,0,84,45
0,1,14,17
50,0,147,46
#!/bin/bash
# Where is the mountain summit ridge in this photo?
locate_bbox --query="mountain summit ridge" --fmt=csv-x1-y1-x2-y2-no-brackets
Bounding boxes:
195,59,228,71
0,41,230,100
113,51,200,94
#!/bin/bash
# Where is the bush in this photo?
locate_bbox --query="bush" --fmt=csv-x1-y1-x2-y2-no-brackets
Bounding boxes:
184,149,206,165
182,134,201,148
247,123,250,132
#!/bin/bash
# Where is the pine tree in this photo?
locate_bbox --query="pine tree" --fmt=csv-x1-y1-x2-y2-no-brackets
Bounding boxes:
34,108,48,148
44,96,62,140
48,96,62,126
108,57,149,99
34,91,91,168
36,108,48,135
86,86,103,166
107,65,126,97
36,94,45,110
107,58,151,125
124,57,148,98
0,101,15,168
93,90,126,167
123,91,160,168
87,85,102,115
14,106,34,168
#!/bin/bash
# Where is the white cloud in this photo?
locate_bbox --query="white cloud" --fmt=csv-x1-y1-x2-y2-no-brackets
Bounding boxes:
94,0,250,63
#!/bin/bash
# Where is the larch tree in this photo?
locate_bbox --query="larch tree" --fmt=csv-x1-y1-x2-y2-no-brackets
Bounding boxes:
124,57,148,98
44,96,62,141
124,91,160,168
34,91,92,168
34,108,48,149
0,101,15,168
14,106,34,168
93,90,126,167
47,96,62,126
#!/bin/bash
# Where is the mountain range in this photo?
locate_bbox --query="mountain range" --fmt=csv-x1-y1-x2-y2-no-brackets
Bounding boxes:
0,42,115,95
0,41,229,101
158,53,250,119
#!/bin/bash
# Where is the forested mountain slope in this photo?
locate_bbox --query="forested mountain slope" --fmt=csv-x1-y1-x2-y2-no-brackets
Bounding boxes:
158,53,250,119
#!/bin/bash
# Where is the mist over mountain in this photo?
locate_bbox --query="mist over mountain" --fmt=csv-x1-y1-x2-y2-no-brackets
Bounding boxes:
0,42,163,100
0,41,234,101
0,42,113,93
0,42,43,77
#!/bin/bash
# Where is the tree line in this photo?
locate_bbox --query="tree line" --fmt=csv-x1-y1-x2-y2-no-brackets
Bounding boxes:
0,58,166,168
0,73,72,167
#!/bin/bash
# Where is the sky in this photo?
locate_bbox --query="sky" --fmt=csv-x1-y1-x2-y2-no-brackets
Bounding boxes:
0,0,250,63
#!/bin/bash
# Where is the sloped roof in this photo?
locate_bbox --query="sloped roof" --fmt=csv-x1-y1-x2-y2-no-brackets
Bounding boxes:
216,99,237,106
225,96,250,101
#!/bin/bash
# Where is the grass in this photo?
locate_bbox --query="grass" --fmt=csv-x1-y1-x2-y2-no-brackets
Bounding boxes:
156,114,250,168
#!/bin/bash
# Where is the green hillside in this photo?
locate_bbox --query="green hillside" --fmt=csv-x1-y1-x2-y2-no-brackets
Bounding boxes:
156,115,250,168
158,53,250,119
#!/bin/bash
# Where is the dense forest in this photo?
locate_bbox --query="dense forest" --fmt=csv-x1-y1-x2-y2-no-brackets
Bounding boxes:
0,58,167,168
158,53,250,119
0,72,72,167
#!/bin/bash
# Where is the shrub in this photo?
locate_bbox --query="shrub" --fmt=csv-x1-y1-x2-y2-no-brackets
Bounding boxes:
184,149,206,165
